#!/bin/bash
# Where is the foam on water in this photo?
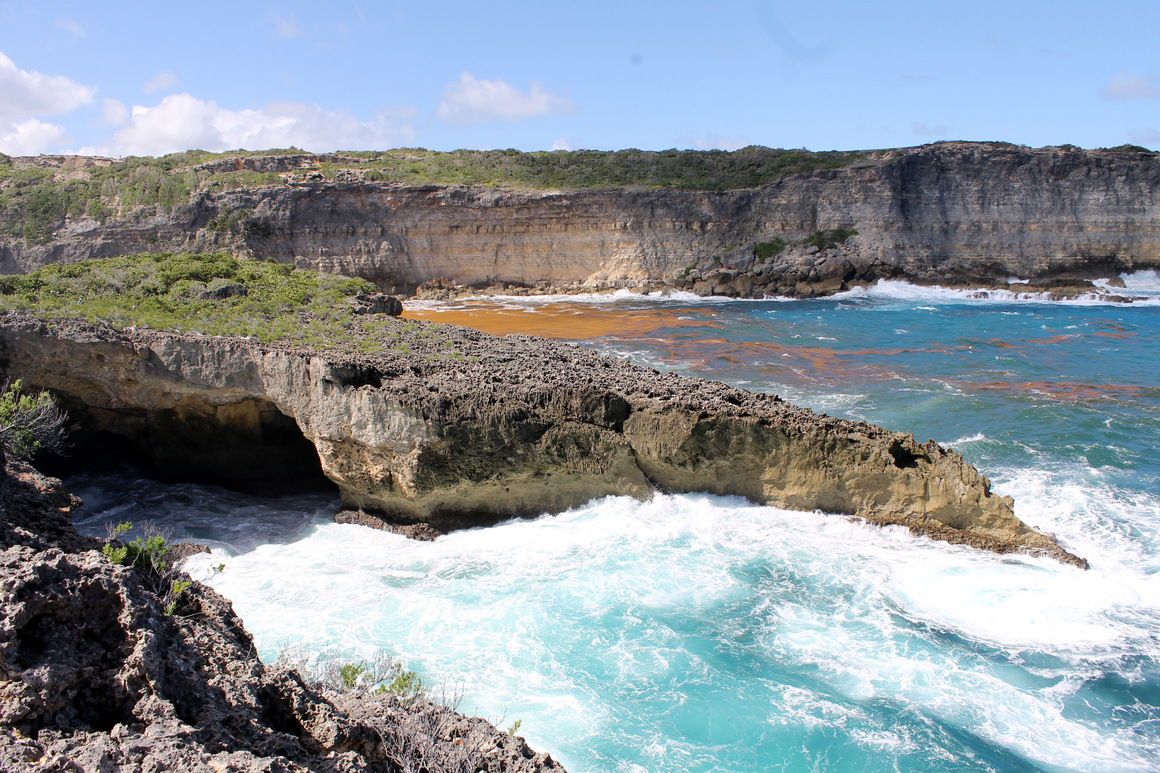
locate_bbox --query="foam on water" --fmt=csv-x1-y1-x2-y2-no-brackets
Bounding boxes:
835,278,1160,306
175,485,1160,773
68,279,1160,772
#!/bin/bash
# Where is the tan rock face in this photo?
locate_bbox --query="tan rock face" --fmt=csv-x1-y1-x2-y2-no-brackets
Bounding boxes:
0,312,1087,567
3,144,1158,296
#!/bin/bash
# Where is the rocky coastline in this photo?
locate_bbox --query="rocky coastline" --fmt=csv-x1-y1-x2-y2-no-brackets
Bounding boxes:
0,310,1086,568
3,143,1158,301
0,451,565,772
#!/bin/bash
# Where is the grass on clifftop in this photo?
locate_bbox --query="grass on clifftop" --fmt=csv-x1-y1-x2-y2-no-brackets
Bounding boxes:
0,146,864,246
0,253,434,354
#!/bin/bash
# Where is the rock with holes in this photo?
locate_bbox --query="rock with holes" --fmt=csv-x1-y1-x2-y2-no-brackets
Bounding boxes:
350,292,403,316
0,311,1086,566
0,455,568,772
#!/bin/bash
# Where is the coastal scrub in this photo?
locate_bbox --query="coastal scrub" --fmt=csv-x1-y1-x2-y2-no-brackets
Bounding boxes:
0,252,424,351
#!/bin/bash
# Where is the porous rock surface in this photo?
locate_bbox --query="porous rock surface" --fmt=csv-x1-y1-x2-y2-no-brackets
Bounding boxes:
0,452,566,772
0,311,1086,567
3,143,1158,299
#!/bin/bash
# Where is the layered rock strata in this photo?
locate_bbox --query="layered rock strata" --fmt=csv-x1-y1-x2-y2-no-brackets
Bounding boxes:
0,311,1086,567
0,452,565,772
3,143,1158,299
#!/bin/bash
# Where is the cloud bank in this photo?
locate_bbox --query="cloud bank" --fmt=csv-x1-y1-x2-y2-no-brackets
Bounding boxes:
0,52,94,154
81,93,418,156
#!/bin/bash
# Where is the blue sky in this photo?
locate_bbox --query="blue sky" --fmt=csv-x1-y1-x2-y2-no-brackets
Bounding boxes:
1,0,1158,157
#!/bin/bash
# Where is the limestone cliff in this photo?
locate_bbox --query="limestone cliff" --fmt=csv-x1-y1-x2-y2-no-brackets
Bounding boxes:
0,311,1086,567
2,143,1158,298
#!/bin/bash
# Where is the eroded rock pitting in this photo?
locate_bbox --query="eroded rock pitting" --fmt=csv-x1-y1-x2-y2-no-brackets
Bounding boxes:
0,311,1087,567
0,454,565,772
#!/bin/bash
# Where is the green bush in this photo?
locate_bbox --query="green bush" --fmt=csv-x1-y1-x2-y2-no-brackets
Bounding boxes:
102,520,171,573
754,238,786,262
0,380,68,460
0,252,381,348
803,228,859,251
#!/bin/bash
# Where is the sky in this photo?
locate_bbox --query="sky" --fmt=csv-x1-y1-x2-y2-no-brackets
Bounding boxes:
1,0,1158,158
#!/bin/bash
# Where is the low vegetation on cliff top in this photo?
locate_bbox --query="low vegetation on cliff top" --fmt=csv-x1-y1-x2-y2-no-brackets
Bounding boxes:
0,252,434,354
0,146,864,246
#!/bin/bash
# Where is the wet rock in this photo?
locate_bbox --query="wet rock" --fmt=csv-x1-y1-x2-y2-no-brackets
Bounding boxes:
0,454,568,771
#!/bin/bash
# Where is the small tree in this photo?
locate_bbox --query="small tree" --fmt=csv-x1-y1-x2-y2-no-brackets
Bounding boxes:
0,380,68,460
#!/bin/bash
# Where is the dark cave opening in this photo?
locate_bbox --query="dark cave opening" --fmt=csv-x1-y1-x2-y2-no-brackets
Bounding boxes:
37,395,337,497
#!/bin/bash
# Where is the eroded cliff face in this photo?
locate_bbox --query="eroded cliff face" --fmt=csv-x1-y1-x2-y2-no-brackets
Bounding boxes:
0,311,1086,567
3,143,1158,297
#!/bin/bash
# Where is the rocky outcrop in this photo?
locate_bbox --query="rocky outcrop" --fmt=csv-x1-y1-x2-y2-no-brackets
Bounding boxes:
0,452,566,772
3,143,1158,297
0,311,1086,567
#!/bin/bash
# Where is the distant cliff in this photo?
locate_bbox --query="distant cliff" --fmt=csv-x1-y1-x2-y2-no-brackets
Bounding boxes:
2,142,1158,297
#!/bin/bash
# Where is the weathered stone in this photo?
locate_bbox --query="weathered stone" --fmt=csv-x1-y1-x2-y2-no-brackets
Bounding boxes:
350,292,403,316
0,453,567,772
0,311,1087,567
196,283,248,301
3,143,1158,298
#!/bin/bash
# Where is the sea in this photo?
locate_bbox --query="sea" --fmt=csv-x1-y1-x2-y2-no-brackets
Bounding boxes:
66,273,1160,773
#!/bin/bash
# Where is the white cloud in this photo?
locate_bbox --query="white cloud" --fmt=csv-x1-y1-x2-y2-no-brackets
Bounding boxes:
100,98,129,126
56,16,86,39
434,72,576,126
0,52,95,125
1101,73,1160,100
691,133,748,151
81,93,418,157
550,136,573,151
271,12,302,39
142,70,177,94
0,119,67,155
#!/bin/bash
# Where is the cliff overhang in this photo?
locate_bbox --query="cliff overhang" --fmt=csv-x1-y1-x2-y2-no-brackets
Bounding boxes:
0,310,1087,568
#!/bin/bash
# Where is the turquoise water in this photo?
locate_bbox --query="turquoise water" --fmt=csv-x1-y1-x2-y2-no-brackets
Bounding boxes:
70,276,1160,772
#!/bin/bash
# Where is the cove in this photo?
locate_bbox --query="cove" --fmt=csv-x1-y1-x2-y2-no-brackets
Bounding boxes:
66,277,1160,772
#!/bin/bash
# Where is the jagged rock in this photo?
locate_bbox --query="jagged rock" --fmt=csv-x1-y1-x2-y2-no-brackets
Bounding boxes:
350,293,403,316
0,311,1087,567
0,454,567,772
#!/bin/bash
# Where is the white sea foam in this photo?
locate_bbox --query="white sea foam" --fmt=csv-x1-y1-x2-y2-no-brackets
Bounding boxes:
200,483,1160,773
834,279,1160,307
407,272,1160,313
405,288,772,312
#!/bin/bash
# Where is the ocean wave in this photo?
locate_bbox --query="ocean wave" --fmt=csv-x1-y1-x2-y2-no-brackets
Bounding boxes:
184,487,1160,773
407,271,1160,311
834,278,1160,306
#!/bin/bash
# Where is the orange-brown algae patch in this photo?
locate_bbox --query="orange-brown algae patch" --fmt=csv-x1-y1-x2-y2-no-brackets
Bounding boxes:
403,304,720,340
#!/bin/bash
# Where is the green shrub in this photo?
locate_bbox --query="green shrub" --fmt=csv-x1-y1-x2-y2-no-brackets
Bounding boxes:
164,579,192,616
101,520,170,573
0,380,68,460
803,228,859,251
754,238,786,262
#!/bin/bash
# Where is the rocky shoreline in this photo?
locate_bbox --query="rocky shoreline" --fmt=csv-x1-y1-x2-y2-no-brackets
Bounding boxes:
0,310,1086,568
3,143,1158,300
0,453,566,772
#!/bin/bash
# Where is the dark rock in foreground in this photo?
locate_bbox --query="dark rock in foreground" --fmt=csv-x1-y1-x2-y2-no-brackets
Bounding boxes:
0,311,1087,567
0,452,566,772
